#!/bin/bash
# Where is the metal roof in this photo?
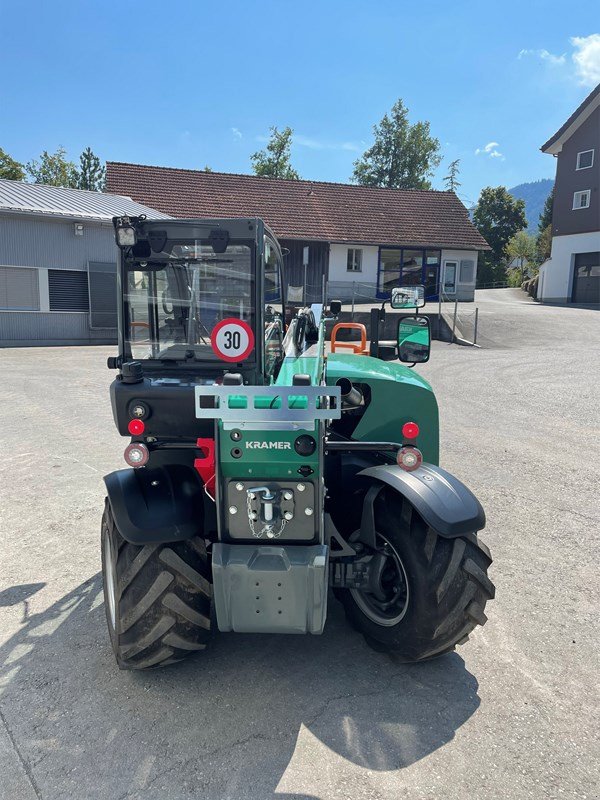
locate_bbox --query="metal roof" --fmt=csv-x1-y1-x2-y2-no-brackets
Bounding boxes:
0,178,169,221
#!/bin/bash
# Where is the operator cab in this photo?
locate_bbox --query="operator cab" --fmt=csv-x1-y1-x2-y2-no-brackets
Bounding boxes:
113,216,285,384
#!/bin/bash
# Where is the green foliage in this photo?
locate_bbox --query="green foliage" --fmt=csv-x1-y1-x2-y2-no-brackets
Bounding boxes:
536,224,552,263
507,268,524,287
473,186,527,263
251,127,300,180
352,99,441,189
538,190,553,232
78,147,105,191
506,230,537,281
0,147,25,181
26,146,79,188
443,159,461,192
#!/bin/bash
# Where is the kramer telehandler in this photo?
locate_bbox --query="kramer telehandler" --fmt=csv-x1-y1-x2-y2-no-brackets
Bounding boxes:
102,216,494,669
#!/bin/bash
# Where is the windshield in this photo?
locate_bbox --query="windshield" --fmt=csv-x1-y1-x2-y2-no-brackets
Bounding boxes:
124,241,255,363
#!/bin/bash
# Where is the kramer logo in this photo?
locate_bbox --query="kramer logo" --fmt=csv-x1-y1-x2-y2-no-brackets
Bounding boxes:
245,440,292,450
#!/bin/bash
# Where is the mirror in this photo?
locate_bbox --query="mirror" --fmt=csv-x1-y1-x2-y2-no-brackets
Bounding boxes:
390,285,425,309
397,315,431,363
329,300,342,316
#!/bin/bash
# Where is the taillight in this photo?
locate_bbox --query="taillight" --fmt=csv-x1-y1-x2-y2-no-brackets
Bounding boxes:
128,418,145,435
397,446,422,472
124,442,149,468
402,421,420,440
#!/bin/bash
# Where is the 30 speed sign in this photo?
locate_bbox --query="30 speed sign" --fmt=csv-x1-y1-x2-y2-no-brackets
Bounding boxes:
211,318,255,362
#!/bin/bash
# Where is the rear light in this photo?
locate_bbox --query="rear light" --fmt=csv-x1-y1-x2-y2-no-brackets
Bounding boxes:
128,418,145,435
397,446,423,472
402,421,420,439
124,442,149,468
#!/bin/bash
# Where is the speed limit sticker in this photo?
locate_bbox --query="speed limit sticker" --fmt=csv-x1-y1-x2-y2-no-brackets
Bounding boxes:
211,318,255,362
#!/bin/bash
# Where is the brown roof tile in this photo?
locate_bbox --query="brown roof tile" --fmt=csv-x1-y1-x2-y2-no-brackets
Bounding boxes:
106,162,490,250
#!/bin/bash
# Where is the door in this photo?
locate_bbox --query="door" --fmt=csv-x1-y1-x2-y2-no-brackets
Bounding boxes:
442,261,457,295
572,252,600,303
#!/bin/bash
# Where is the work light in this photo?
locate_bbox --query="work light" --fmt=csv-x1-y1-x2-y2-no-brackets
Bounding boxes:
115,217,137,248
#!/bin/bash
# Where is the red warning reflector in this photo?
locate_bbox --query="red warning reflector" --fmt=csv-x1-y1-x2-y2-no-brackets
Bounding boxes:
397,446,423,472
402,421,420,439
128,418,145,435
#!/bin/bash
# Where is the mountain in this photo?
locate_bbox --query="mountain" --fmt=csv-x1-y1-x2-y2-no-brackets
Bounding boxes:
508,178,554,230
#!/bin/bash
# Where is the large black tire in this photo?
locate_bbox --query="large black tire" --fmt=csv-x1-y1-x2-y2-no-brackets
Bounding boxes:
337,487,494,661
101,499,212,669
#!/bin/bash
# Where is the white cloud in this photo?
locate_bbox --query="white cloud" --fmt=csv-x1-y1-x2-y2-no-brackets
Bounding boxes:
518,48,566,65
570,34,600,86
518,35,600,86
231,127,242,140
475,141,503,159
295,135,361,152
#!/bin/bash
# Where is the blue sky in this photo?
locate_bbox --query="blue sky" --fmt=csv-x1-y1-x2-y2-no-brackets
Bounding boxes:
1,0,599,206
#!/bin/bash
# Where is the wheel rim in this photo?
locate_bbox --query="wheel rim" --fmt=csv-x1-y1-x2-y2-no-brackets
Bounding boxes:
103,533,117,630
350,532,410,627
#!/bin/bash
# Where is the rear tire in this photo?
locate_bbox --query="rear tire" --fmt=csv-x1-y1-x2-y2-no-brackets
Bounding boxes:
337,487,494,661
101,499,212,669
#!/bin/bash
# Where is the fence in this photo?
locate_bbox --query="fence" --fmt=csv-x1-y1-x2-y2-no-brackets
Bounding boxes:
476,280,509,289
438,289,480,346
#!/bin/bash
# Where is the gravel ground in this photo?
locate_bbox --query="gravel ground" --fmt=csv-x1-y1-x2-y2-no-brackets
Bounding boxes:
0,289,598,800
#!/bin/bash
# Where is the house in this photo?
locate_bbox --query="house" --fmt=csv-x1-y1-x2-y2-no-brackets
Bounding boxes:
105,162,489,303
0,180,165,346
538,82,600,304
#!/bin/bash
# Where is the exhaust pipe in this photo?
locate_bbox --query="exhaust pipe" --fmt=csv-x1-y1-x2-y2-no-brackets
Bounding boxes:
336,378,363,408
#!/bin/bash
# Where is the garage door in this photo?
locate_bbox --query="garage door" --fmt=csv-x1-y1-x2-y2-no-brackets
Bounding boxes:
572,252,600,303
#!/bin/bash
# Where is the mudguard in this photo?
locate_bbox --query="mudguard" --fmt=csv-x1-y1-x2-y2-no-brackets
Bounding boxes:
103,465,205,544
358,463,485,537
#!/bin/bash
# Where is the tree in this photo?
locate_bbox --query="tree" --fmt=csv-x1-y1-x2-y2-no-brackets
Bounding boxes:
443,159,461,192
473,186,527,284
0,147,25,181
538,189,554,232
506,230,537,283
26,146,79,188
535,188,554,264
78,147,105,191
250,127,300,179
352,99,441,189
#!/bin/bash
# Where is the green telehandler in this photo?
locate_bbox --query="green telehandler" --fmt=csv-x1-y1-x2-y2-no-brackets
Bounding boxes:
101,215,494,669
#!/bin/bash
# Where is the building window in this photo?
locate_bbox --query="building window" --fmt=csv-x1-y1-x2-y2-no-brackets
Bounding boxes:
576,150,594,170
48,269,89,311
347,248,363,272
573,190,591,210
0,266,40,310
460,260,475,283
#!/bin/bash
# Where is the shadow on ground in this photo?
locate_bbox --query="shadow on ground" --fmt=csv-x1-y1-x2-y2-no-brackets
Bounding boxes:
0,575,481,800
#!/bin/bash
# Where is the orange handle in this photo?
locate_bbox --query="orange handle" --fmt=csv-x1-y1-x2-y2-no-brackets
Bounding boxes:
331,322,368,354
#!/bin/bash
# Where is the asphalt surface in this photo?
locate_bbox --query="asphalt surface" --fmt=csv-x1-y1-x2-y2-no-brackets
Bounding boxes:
0,289,598,800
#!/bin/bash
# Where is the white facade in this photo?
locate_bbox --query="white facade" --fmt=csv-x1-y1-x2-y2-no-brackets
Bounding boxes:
327,243,479,301
538,231,600,303
440,250,479,301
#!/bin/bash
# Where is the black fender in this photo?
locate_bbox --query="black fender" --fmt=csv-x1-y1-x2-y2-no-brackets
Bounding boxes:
103,464,205,544
357,463,485,538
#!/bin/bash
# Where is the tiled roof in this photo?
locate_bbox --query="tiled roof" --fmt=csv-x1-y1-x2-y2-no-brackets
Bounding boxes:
541,82,600,152
106,162,489,250
0,178,167,221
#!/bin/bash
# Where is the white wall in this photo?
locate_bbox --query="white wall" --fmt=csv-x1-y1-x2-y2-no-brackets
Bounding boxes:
328,243,379,284
440,249,479,301
539,231,600,302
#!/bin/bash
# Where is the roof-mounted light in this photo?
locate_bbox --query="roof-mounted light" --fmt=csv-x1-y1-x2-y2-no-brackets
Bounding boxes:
115,216,137,248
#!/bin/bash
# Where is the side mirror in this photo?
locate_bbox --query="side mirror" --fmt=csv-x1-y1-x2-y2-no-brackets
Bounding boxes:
390,285,426,309
329,300,342,316
397,315,431,363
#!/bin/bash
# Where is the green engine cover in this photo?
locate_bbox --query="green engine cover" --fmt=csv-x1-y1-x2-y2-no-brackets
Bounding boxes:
325,353,439,465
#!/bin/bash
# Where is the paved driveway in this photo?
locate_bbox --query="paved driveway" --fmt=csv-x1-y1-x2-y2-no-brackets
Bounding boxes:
0,289,598,799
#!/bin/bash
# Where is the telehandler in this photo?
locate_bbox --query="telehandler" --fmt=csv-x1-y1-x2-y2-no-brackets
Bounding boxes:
102,216,494,669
